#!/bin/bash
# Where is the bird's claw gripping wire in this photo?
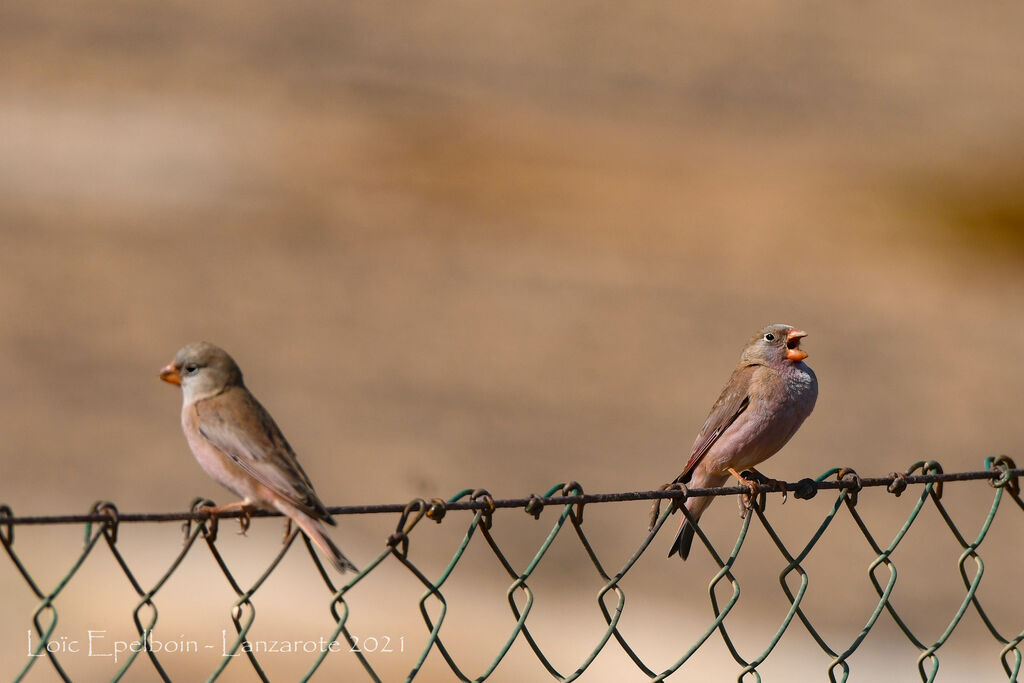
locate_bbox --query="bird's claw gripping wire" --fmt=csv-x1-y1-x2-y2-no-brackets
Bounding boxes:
185,498,218,541
729,468,771,514
199,502,253,536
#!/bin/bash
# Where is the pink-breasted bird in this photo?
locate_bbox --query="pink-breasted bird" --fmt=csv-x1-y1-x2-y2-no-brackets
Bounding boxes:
160,342,356,573
667,324,818,560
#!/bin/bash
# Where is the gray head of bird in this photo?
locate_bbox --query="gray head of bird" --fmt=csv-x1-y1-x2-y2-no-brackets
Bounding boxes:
159,341,244,402
740,324,809,367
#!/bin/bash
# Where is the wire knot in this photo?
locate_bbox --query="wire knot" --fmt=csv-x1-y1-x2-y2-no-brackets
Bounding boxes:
387,499,427,557
988,455,1020,497
793,478,818,500
923,460,944,499
886,472,908,497
385,530,407,550
470,489,495,529
524,494,545,520
561,481,586,524
648,481,688,530
907,460,944,500
426,498,447,523
837,468,862,506
90,501,120,544
0,504,13,547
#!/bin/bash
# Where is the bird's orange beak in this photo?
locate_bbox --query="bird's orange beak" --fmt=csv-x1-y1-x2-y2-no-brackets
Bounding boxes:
785,329,808,361
159,362,181,385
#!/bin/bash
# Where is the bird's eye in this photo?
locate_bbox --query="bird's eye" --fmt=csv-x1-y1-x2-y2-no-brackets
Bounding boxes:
184,364,198,374
764,333,775,341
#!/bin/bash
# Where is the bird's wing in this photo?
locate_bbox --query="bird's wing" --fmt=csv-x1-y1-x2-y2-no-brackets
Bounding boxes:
675,364,756,483
193,387,334,523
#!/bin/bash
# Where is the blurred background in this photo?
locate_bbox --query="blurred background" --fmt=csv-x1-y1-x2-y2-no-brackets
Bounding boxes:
2,1,1023,680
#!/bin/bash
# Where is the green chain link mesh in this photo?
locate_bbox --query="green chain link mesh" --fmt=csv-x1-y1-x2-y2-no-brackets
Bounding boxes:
2,456,1021,682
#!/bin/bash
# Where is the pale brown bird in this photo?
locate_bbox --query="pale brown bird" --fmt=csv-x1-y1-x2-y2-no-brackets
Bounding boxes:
667,324,818,560
160,342,356,573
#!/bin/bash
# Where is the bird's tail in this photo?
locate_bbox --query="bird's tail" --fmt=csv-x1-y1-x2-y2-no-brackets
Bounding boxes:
668,519,697,561
279,503,358,573
666,480,719,562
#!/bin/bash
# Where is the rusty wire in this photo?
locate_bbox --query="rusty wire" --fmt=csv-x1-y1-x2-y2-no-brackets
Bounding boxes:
2,465,1014,527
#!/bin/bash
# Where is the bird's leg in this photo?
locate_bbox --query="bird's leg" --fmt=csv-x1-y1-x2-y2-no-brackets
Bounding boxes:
199,501,254,535
728,467,762,494
728,467,764,512
746,467,788,504
283,517,294,544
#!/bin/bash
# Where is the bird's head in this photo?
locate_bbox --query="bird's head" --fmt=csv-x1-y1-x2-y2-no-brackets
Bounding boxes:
741,324,809,366
159,341,244,402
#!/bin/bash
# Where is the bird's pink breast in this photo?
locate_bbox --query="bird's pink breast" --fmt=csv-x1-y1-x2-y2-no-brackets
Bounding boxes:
181,403,269,507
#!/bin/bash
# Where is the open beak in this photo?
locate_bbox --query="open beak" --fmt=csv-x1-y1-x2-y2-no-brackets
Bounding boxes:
785,329,808,362
159,362,181,385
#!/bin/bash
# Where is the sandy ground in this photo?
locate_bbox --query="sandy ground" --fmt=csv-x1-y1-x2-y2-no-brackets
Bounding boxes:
2,2,1023,680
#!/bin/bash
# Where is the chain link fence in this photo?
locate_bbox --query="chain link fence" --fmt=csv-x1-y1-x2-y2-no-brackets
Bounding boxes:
2,456,1021,682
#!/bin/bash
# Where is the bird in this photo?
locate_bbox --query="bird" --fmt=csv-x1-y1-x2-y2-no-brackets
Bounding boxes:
159,341,356,573
666,324,818,561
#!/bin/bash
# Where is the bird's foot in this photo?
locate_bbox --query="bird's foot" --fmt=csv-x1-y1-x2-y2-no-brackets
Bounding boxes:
198,502,254,536
731,469,789,512
747,471,789,504
777,479,788,504
237,507,252,535
728,468,770,513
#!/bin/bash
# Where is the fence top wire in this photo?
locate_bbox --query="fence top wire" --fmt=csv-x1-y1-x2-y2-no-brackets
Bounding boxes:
2,456,1022,683
2,463,1021,526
